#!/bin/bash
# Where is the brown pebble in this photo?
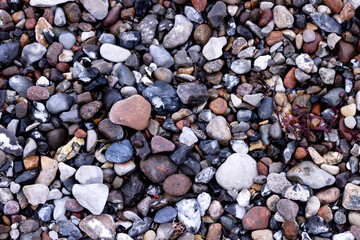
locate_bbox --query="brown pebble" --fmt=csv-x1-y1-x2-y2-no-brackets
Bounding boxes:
282,220,299,240
242,206,271,230
206,223,222,240
284,67,296,89
209,97,227,115
266,31,283,46
23,156,39,170
194,24,213,46
258,9,273,27
163,173,192,196
323,0,343,14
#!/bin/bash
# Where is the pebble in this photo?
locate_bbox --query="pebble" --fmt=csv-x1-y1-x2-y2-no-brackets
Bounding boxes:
231,59,252,74
163,173,192,196
75,165,103,184
319,67,336,84
109,95,151,130
343,183,360,210
80,0,108,20
207,1,227,28
154,206,177,223
79,214,116,239
72,183,109,214
242,206,271,230
163,15,193,49
105,140,134,163
273,5,294,29
149,45,174,68
206,116,232,144
287,161,336,189
23,184,49,205
100,43,131,62
176,199,201,234
216,153,258,191
140,155,177,183
202,37,227,61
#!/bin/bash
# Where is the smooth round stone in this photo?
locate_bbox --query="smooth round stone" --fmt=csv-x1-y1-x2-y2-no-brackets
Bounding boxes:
100,43,131,62
98,118,124,140
27,86,50,101
105,140,134,163
154,206,177,223
206,116,231,144
215,153,258,191
109,95,151,130
46,93,73,115
163,174,192,196
302,29,316,43
345,116,356,129
4,200,20,215
59,33,76,49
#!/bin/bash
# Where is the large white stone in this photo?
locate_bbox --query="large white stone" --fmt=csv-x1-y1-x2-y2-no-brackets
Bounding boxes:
30,0,73,7
100,44,131,63
202,37,227,61
72,183,109,215
215,153,258,191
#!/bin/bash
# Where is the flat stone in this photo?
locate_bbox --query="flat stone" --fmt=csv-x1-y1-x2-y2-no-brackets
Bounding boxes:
149,45,174,68
100,43,131,62
151,136,175,153
287,161,335,189
35,156,58,186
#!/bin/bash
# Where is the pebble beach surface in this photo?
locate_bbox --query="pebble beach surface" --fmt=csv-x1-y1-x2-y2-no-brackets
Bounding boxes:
0,0,359,240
